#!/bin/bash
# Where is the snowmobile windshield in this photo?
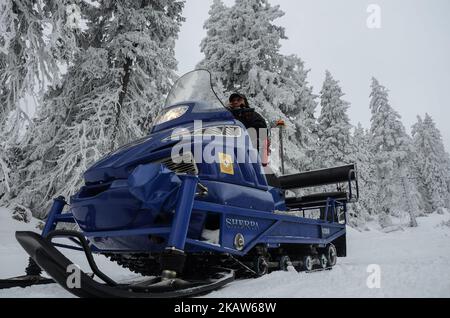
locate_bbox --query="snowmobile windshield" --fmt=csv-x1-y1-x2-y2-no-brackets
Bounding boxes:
164,70,225,111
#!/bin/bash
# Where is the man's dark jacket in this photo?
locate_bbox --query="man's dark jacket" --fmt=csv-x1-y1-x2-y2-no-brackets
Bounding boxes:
230,108,268,152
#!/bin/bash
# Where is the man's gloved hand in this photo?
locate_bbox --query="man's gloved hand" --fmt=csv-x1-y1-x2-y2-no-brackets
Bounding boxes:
231,108,266,130
231,108,255,119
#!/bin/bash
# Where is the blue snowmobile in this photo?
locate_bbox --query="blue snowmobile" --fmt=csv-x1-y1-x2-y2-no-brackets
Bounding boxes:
1,70,358,298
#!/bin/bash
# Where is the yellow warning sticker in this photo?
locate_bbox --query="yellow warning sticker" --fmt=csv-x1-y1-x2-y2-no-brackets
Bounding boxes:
219,153,234,175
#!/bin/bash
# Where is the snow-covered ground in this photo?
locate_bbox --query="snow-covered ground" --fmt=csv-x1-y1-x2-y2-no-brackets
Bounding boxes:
1,207,449,298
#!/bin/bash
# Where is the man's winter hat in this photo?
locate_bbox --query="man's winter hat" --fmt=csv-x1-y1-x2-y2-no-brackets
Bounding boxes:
229,93,246,102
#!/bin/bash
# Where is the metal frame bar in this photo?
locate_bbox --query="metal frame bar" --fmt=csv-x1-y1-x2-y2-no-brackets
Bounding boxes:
46,230,118,286
167,175,199,251
42,197,67,237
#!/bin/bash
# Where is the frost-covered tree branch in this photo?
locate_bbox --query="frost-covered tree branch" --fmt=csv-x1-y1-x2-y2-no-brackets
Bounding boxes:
5,0,185,218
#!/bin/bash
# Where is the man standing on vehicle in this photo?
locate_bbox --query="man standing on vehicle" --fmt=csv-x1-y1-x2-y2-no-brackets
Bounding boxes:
228,93,267,130
228,93,269,164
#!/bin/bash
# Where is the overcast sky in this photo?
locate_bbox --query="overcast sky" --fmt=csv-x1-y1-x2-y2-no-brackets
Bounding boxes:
175,0,450,151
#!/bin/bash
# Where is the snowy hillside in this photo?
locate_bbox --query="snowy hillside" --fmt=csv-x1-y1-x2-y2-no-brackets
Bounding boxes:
1,207,449,298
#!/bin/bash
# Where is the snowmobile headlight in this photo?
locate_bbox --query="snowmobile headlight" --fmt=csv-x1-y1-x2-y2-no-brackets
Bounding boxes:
155,106,189,126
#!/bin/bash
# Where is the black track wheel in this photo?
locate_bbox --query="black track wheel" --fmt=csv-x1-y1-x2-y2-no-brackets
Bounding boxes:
254,256,269,277
279,256,292,271
302,255,314,272
320,254,328,269
326,244,338,267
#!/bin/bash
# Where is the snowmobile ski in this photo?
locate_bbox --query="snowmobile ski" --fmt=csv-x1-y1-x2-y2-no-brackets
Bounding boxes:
0,275,54,290
0,256,55,290
15,231,235,298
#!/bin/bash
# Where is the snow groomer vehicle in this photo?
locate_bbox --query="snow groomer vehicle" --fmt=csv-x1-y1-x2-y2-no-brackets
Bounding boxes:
3,70,359,298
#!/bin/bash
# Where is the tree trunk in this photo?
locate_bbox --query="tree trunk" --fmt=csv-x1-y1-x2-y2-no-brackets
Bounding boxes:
110,58,133,151
400,170,418,228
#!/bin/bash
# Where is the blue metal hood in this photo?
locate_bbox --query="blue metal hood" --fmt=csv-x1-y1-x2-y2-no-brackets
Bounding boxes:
83,102,235,184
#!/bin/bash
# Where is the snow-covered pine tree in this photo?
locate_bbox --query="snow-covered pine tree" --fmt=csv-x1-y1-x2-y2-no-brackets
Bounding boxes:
410,116,432,213
0,0,63,118
199,0,232,85
200,0,286,93
349,123,377,228
369,78,419,226
445,153,450,209
6,0,185,218
199,0,317,173
412,114,450,212
316,71,352,168
0,0,75,211
278,55,318,171
401,133,422,227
